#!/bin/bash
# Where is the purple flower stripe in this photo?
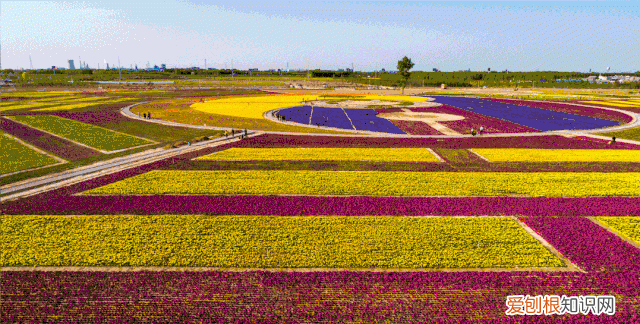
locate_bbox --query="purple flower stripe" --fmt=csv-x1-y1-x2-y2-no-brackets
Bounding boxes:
0,117,101,161
485,98,633,124
233,134,640,149
521,216,640,272
2,271,640,323
6,195,640,216
410,105,540,134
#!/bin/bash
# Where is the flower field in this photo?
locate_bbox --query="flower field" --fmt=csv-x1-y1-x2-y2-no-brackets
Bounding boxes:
0,117,101,160
0,133,59,174
430,96,620,131
3,95,640,323
521,216,640,272
596,217,640,246
580,100,640,108
473,148,640,162
392,105,540,134
0,215,563,268
191,94,430,119
82,170,640,197
486,98,632,124
33,98,134,112
196,148,441,162
3,271,640,323
230,133,640,149
9,115,153,151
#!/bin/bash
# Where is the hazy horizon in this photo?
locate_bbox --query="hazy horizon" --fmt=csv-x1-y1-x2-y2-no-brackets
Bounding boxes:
3,1,639,73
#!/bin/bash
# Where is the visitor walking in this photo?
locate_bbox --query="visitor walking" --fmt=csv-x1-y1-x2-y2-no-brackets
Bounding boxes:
479,126,484,136
147,112,151,119
471,128,476,136
143,113,147,119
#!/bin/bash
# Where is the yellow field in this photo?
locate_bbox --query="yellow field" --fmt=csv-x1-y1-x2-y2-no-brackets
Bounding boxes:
0,215,563,268
191,94,431,119
473,149,640,162
83,170,640,197
580,100,639,107
197,148,441,162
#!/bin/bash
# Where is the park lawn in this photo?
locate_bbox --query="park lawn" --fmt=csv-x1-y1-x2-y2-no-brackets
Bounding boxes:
473,149,640,163
83,170,640,197
0,215,563,269
0,134,59,174
10,115,152,151
197,148,441,162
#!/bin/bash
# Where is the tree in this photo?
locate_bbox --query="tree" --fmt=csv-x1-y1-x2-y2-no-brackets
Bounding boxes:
397,56,414,94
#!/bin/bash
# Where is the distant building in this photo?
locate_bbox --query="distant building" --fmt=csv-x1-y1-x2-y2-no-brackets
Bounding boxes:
68,60,76,70
249,68,259,72
433,68,438,72
381,68,386,72
161,64,166,69
106,63,110,70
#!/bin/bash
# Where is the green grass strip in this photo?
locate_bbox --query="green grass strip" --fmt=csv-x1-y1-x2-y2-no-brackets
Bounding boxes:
474,149,640,163
197,148,440,162
0,134,59,174
596,217,640,246
10,115,152,151
0,215,563,268
83,170,640,197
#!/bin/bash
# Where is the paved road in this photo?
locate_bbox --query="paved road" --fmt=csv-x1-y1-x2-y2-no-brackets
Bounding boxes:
0,132,257,202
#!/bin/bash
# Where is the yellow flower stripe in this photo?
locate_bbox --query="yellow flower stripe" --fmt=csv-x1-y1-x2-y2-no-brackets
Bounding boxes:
33,98,133,111
595,217,640,246
579,101,638,107
191,94,430,119
83,170,640,197
196,148,440,162
0,215,563,268
473,148,640,162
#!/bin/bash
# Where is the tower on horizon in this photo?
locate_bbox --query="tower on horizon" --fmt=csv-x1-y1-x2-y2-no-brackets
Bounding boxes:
68,60,76,70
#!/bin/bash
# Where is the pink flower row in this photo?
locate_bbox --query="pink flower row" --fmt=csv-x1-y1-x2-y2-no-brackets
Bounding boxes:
2,270,640,323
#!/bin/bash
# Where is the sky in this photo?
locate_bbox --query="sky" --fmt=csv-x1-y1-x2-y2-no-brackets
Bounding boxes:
2,1,639,72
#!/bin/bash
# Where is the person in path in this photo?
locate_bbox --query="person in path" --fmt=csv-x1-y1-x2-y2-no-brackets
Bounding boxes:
143,113,147,119
471,128,476,136
479,126,484,135
147,112,151,119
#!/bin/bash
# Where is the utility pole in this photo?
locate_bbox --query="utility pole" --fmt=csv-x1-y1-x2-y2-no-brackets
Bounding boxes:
205,59,207,70
118,57,122,80
29,55,33,70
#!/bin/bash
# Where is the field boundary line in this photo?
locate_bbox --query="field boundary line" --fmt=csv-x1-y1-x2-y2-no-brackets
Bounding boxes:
587,216,640,251
308,105,314,125
467,149,491,162
0,265,576,273
3,116,109,153
341,107,357,130
512,216,585,273
425,148,445,163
